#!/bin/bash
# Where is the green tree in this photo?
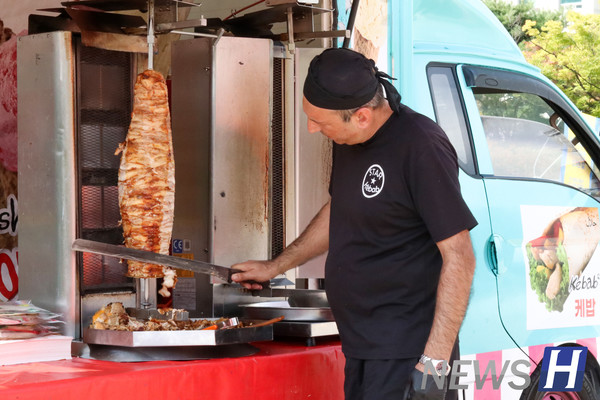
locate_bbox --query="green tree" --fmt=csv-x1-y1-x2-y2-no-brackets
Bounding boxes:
483,0,563,44
523,12,600,117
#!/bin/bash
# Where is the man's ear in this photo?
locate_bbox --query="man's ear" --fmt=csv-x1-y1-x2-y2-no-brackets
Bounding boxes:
352,107,372,128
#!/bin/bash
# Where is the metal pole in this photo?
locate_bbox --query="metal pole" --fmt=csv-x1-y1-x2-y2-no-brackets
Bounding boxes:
170,30,219,38
148,0,155,70
342,0,360,48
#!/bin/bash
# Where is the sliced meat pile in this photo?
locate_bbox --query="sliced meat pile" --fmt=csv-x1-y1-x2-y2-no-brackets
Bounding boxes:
115,70,176,295
91,302,225,331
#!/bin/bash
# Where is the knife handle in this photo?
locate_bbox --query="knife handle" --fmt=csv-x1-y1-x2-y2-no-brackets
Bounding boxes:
227,268,270,289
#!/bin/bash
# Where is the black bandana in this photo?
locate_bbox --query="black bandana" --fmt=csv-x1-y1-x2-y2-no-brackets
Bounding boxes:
303,48,401,114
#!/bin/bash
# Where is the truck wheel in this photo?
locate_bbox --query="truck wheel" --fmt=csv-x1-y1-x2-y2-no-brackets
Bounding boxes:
520,344,600,400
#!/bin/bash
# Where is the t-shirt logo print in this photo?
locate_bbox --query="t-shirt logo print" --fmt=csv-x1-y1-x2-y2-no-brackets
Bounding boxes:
362,164,385,198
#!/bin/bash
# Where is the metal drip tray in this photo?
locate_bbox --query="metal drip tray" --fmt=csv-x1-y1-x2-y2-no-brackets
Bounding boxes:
83,324,273,347
240,301,334,321
240,301,338,343
76,342,261,362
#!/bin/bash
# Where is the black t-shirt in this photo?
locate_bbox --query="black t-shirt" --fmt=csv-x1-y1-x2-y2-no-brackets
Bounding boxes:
325,105,477,360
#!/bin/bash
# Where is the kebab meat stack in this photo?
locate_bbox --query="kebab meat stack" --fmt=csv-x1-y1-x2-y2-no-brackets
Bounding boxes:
115,69,176,297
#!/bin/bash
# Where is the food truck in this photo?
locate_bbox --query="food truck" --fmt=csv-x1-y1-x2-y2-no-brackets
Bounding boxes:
392,2,600,399
4,0,600,399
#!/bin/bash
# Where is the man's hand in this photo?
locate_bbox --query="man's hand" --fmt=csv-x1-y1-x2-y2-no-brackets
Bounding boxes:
231,260,282,290
415,362,425,373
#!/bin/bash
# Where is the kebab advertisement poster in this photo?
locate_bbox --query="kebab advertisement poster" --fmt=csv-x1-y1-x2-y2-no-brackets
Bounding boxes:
0,16,19,303
522,205,600,330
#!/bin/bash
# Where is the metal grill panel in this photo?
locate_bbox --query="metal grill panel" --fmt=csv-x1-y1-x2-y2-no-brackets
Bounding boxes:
271,57,285,259
77,43,133,292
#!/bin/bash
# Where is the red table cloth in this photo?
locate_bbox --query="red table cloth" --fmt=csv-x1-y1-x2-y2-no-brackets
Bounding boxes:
0,339,345,400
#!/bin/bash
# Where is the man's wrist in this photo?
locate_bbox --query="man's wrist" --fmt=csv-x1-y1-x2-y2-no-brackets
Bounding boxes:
419,354,450,376
269,258,289,276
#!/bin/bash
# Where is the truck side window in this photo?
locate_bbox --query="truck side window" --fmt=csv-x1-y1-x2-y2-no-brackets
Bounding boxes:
427,66,475,175
474,89,600,196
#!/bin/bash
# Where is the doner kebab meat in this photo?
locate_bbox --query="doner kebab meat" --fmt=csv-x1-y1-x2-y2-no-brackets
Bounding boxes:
527,207,600,312
115,70,176,296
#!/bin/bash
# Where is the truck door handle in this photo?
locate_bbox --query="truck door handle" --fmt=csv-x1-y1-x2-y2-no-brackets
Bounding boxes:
486,234,507,276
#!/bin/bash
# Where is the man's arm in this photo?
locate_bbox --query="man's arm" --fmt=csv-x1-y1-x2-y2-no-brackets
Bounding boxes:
231,201,331,289
417,229,476,371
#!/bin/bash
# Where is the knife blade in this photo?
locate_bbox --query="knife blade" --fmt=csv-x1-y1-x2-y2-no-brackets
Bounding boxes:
72,239,240,283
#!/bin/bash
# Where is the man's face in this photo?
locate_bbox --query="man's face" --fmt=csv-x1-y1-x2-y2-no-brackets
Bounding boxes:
302,97,358,144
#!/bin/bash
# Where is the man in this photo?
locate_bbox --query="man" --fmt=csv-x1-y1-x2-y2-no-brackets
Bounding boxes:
232,48,477,400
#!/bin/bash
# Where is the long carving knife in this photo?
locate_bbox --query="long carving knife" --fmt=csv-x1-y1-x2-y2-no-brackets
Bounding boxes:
72,239,240,283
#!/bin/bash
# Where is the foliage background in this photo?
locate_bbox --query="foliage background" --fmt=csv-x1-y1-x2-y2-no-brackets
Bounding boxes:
483,0,600,117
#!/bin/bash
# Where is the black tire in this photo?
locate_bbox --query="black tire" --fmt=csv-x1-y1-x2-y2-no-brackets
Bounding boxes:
520,344,600,400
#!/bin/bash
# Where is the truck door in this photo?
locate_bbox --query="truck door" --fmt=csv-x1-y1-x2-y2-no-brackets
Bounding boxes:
429,64,600,352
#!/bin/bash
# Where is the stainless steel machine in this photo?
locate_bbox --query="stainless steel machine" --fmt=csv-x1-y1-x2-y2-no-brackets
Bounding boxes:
17,1,337,350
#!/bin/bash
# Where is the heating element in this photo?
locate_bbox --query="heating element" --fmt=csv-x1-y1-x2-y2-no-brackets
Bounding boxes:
18,32,139,339
77,41,135,294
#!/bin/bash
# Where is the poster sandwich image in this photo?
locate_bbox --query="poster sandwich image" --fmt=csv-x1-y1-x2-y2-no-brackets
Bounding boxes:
526,207,600,312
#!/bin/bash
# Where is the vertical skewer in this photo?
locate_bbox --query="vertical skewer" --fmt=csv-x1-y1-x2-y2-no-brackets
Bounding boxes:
137,278,156,309
147,0,155,70
137,0,155,311
142,278,150,308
